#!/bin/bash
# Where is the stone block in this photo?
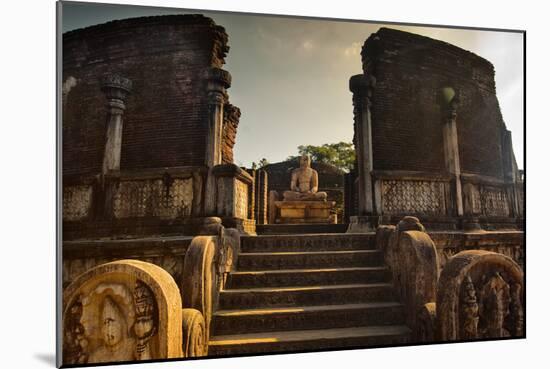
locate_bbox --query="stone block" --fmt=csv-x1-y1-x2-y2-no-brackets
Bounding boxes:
274,200,336,224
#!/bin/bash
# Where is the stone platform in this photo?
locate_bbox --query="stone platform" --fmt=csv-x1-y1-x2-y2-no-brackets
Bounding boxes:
274,200,336,224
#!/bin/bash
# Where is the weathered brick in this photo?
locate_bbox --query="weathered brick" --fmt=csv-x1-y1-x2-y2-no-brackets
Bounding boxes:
362,28,510,178
62,15,234,177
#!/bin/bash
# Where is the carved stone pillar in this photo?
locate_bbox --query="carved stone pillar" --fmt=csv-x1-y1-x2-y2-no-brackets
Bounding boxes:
99,74,132,219
255,169,268,224
100,74,132,175
441,88,463,217
349,74,376,215
204,68,232,215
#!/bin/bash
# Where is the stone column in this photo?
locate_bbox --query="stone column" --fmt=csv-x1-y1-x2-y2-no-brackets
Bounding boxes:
204,68,232,215
349,74,376,215
100,74,132,175
99,74,132,219
440,88,463,217
256,169,268,224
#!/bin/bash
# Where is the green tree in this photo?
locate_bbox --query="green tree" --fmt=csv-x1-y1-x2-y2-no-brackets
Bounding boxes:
251,158,270,169
286,142,355,172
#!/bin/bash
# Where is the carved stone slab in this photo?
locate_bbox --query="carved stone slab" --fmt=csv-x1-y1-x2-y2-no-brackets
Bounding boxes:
436,250,524,341
62,260,183,365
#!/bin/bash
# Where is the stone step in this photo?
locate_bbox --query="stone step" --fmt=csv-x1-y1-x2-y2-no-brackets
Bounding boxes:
237,250,383,271
227,267,391,288
240,234,376,253
212,302,405,335
218,283,396,310
208,325,411,356
256,224,349,235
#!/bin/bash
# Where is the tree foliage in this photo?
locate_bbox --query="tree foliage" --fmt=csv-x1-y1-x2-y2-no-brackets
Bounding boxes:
286,142,355,173
251,158,270,169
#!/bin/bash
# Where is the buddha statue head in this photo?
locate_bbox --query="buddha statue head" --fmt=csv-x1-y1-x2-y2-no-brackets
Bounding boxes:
299,154,311,169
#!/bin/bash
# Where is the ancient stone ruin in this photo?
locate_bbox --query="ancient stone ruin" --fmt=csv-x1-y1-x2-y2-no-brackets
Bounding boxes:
61,15,524,366
346,27,524,232
62,15,255,237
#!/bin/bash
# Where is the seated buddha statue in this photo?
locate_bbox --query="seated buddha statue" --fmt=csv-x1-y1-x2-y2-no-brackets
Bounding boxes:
283,154,328,201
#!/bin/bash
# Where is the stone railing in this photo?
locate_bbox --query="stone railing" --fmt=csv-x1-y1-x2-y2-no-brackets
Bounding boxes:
62,175,97,222
373,170,454,218
62,224,240,363
180,228,240,342
62,235,193,289
63,164,257,238
347,170,523,231
376,216,525,343
379,218,438,336
63,166,206,223
461,173,515,218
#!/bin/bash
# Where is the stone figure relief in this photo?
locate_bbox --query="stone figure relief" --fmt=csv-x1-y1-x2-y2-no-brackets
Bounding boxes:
63,296,89,364
456,271,523,340
508,282,524,337
64,280,158,364
133,280,158,360
460,276,479,339
477,272,511,338
283,154,328,201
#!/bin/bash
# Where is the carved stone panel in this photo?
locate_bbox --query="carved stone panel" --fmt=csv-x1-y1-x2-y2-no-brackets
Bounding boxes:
62,260,183,365
436,250,524,341
480,185,510,217
234,179,249,219
113,178,193,219
381,179,446,215
462,182,482,215
63,185,93,221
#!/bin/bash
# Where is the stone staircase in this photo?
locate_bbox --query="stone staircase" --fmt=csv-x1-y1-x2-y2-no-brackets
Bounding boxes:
208,233,410,356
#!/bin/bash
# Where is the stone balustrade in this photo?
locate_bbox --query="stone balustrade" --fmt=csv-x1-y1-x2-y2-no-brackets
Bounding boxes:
375,216,524,343
348,170,523,231
63,164,257,239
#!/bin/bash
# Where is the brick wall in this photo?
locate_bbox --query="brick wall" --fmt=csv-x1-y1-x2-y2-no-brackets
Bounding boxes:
362,27,508,179
62,15,230,177
222,104,240,164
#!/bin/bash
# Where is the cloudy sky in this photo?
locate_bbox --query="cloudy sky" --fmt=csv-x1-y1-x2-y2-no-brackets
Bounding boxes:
62,2,524,169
